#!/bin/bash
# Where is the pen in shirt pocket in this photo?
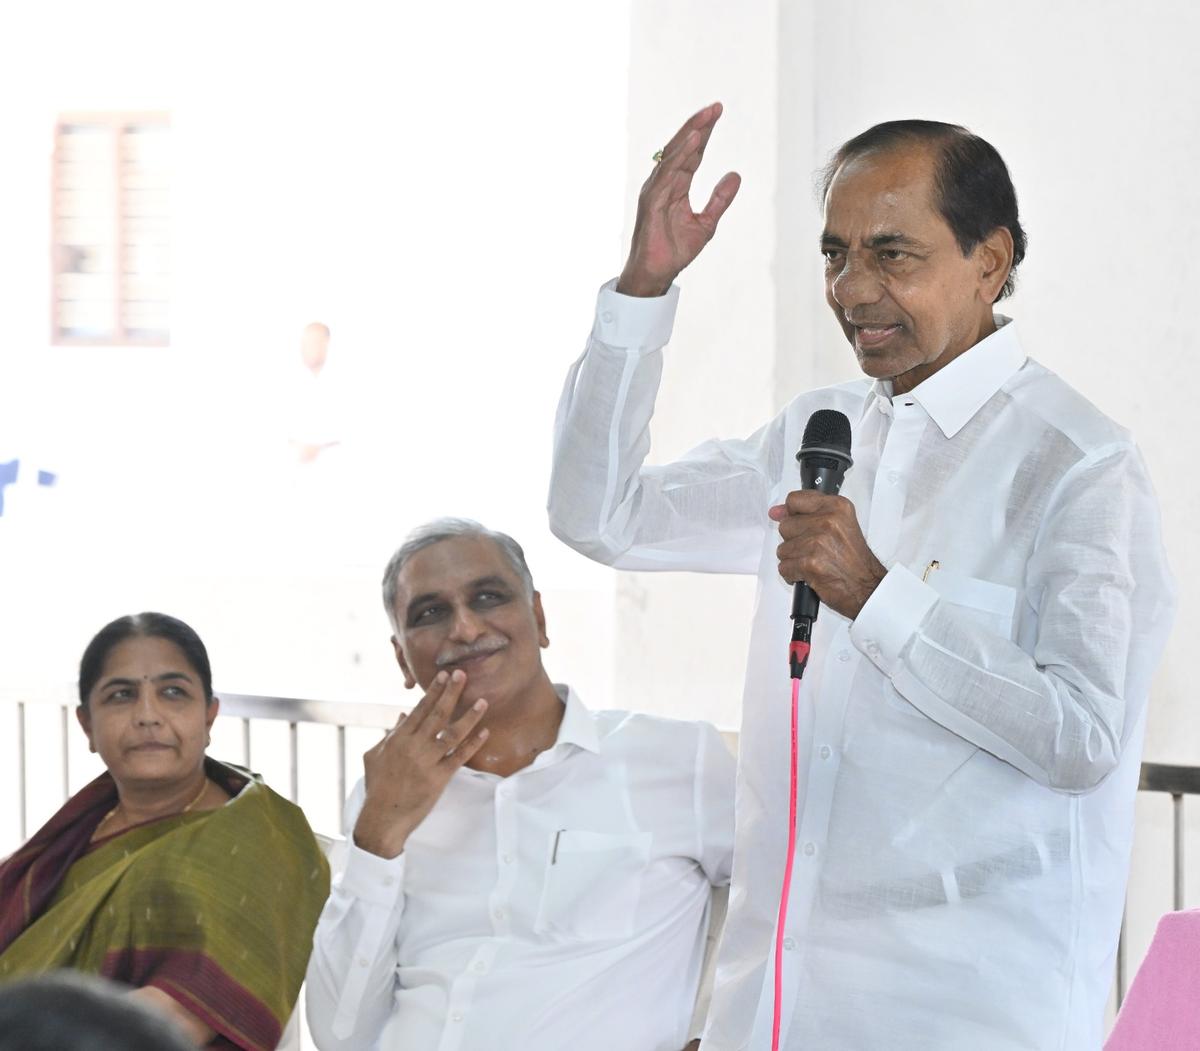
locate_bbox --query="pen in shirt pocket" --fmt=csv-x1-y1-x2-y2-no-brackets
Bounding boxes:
922,559,941,583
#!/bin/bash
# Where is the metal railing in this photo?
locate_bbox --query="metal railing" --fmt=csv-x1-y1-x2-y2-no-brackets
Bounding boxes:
217,692,400,835
11,691,400,841
8,691,1197,1009
1114,762,1200,1006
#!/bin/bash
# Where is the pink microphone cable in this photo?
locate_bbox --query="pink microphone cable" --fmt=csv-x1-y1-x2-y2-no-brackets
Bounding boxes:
771,639,809,1051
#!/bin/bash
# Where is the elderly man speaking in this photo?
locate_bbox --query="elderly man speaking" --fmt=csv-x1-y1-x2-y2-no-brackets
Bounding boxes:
305,518,734,1051
549,105,1175,1049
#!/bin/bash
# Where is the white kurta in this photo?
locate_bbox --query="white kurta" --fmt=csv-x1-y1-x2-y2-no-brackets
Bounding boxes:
548,282,1176,1051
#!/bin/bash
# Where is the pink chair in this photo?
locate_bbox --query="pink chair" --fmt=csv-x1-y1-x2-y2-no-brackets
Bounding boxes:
1106,909,1200,1049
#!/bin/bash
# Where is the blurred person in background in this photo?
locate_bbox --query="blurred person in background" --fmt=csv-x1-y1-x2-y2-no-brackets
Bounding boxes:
306,517,735,1051
287,321,344,466
0,971,195,1051
0,612,330,1050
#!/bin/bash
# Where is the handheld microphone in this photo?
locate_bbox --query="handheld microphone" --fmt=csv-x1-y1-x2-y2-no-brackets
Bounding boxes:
788,409,853,678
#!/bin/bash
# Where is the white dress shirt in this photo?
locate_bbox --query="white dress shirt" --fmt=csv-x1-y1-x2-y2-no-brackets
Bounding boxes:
548,282,1176,1051
306,686,736,1051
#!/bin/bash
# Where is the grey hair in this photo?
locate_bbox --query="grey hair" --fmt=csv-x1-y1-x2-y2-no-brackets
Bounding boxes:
381,517,535,628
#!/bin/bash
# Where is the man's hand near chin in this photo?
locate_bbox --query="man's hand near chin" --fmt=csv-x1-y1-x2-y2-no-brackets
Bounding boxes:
353,669,490,859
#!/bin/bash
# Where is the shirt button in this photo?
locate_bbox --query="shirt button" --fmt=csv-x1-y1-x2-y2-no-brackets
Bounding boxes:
783,937,797,951
501,853,513,865
357,957,369,968
451,1012,464,1023
887,470,900,485
472,961,486,973
601,310,614,323
837,649,851,663
803,842,816,857
819,745,832,760
493,908,506,920
382,875,394,886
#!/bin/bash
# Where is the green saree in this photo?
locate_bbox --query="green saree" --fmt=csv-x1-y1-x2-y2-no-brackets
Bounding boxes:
0,759,330,1050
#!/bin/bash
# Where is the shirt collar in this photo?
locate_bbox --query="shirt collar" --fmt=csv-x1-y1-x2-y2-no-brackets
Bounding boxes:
461,684,601,783
549,683,601,755
867,315,1026,438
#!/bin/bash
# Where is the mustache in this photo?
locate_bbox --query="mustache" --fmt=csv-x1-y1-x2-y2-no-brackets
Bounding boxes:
435,637,508,668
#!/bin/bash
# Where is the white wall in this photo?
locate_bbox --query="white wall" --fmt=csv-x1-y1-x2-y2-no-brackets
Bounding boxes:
0,0,631,721
0,0,632,866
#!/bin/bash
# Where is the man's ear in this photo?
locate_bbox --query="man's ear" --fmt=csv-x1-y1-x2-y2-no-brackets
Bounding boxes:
976,226,1015,304
75,705,96,753
392,635,417,689
533,591,549,648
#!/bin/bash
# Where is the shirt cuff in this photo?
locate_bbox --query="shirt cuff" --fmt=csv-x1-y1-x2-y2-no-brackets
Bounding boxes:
850,563,939,676
592,277,680,352
338,843,407,907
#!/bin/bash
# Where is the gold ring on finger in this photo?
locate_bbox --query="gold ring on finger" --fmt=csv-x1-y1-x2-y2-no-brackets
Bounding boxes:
652,149,664,165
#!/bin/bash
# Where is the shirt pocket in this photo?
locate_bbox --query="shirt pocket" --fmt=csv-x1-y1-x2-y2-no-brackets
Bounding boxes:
926,567,1018,639
883,569,1018,720
533,829,652,942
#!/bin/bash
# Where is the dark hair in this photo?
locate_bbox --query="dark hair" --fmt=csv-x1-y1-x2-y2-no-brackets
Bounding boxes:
820,120,1027,301
0,972,194,1051
78,612,213,707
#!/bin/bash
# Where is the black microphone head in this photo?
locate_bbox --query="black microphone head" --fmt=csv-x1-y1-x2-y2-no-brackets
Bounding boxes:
796,409,853,495
800,409,852,458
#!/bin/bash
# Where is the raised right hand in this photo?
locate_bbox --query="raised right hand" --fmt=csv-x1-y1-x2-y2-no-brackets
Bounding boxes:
616,102,741,298
353,669,489,859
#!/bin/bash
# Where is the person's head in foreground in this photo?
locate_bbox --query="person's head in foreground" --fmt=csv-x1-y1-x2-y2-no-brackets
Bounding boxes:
819,119,1025,394
0,612,330,1051
0,971,194,1051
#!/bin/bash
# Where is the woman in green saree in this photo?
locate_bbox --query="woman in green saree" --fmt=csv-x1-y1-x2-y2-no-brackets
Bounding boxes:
0,613,331,1050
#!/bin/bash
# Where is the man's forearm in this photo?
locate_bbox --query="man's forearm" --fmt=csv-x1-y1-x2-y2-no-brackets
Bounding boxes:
549,284,677,561
852,564,1129,791
305,851,406,1050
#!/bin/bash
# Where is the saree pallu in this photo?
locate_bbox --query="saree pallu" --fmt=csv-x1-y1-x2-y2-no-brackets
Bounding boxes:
0,759,330,1051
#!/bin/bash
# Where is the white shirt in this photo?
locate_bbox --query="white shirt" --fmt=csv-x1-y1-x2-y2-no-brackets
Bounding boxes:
305,686,736,1051
548,282,1176,1051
